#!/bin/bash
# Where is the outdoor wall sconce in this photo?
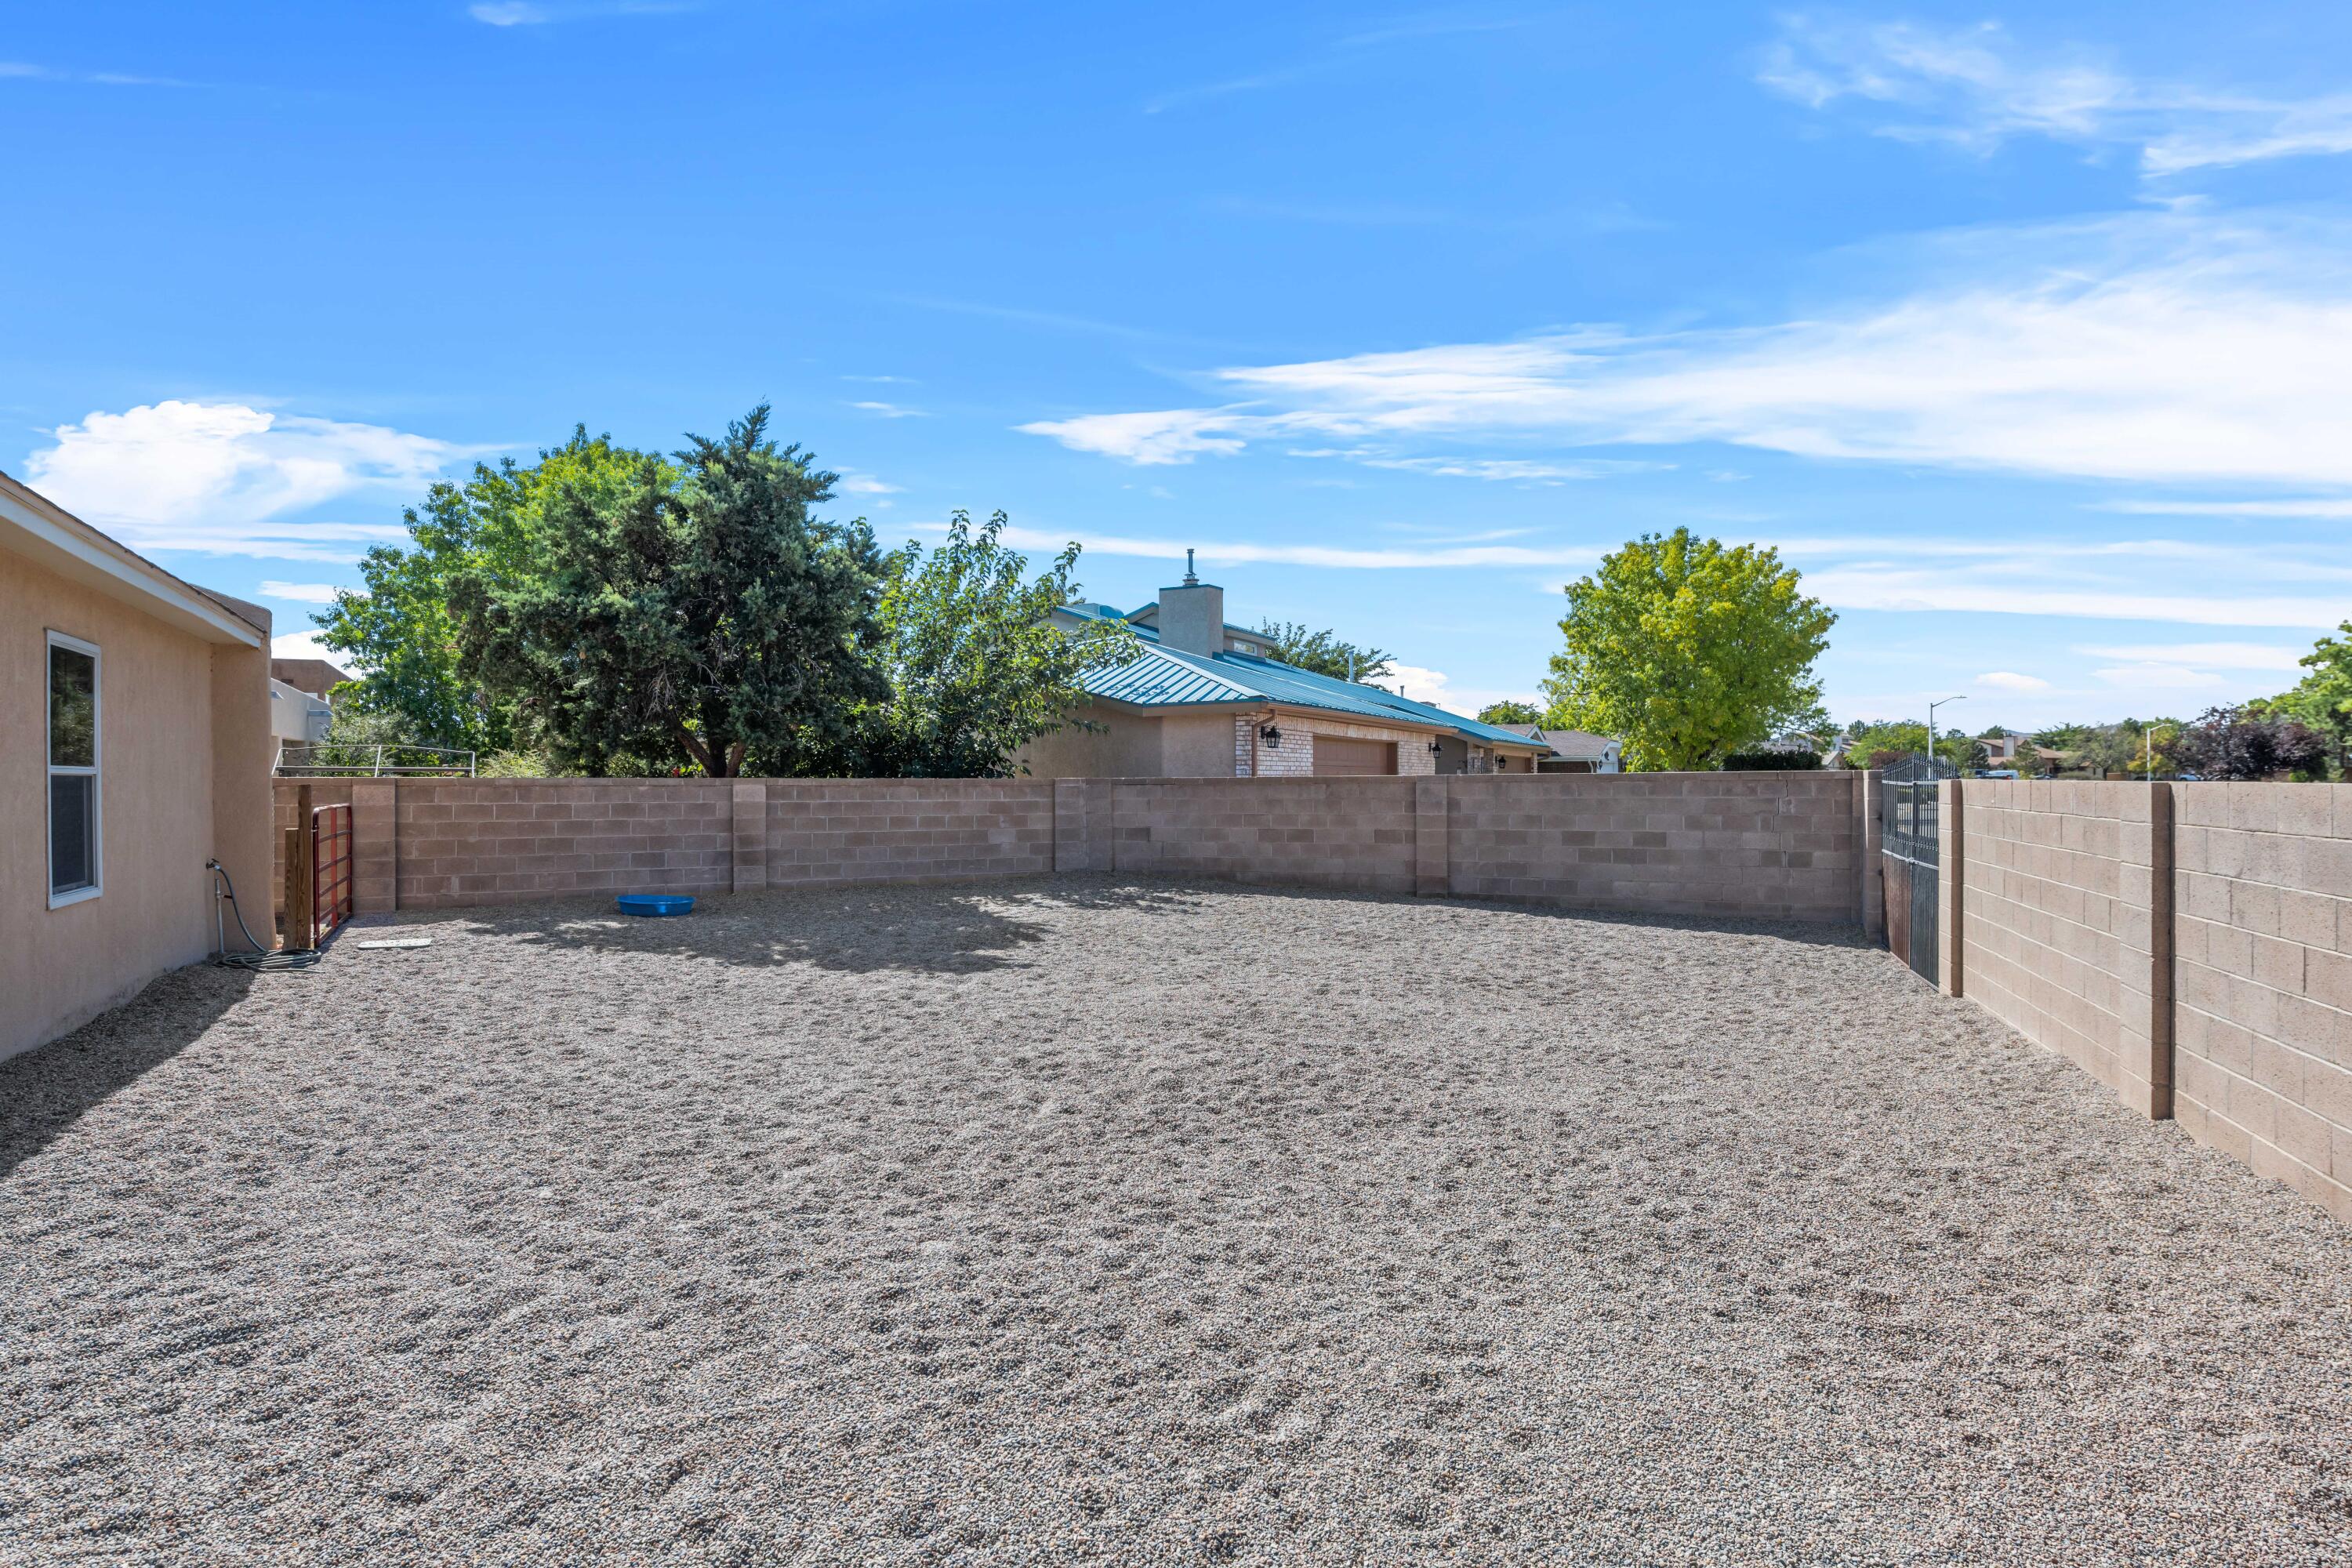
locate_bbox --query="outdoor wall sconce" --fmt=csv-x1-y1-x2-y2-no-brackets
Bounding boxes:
1259,725,1283,748
1428,740,1443,754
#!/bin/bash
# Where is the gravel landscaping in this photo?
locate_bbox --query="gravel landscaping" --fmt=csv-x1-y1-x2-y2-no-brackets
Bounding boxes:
5,874,2351,1566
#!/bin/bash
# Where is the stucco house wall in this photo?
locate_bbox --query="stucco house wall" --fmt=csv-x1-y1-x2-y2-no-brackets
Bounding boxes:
2,478,272,1064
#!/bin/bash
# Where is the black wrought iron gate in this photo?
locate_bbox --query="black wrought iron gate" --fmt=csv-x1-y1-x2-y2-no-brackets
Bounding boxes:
1882,775,1939,983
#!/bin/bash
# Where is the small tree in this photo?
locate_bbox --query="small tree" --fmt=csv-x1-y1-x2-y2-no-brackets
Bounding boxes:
453,407,888,778
2171,706,2330,781
1256,620,1393,681
1477,699,1542,725
1545,528,1833,771
845,511,1138,777
316,427,662,750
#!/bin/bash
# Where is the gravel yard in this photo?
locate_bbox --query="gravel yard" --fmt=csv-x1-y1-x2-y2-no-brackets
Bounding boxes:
5,875,2350,1566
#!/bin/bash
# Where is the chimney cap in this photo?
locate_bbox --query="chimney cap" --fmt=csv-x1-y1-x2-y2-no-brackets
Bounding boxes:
1183,547,1198,586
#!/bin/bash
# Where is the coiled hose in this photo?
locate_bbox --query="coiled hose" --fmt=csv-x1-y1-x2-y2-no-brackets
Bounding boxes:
209,858,323,971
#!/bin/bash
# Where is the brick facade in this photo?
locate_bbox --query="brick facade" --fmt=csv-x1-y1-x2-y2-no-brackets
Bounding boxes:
1232,713,1441,777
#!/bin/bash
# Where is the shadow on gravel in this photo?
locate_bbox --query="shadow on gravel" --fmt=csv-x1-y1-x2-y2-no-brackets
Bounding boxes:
0,964,252,1180
479,878,1209,976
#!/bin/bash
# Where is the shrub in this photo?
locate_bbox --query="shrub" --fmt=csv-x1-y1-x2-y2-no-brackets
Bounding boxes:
1722,750,1822,771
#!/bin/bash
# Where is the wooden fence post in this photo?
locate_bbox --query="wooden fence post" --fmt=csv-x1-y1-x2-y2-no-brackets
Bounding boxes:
283,783,315,950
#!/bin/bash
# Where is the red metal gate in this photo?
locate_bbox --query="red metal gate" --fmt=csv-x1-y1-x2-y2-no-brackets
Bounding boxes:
311,803,353,943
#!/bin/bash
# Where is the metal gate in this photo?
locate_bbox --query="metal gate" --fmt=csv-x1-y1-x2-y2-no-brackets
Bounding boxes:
1881,764,1945,983
310,803,354,946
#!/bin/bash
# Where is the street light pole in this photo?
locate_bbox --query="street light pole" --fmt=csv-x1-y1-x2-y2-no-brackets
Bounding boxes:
1927,695,1966,771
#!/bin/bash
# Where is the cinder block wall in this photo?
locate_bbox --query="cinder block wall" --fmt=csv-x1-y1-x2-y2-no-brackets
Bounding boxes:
1959,782,2172,1119
1447,771,1860,920
396,780,733,909
2171,785,2352,1220
275,771,1867,924
1104,777,1421,894
761,780,1055,889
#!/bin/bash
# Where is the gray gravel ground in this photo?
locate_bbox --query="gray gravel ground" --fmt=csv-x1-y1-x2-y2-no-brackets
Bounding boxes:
4,875,2350,1566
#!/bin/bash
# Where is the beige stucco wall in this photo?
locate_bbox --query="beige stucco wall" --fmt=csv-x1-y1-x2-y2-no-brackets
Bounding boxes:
2,551,269,1062
1161,712,1240,776
1017,702,1170,778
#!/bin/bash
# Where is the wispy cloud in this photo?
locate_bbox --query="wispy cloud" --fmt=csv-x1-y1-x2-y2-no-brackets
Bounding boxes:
1758,14,2352,178
1145,8,1541,114
469,0,696,25
2074,641,2310,670
258,581,344,604
2092,662,2227,689
1976,670,2050,691
1,60,192,87
848,400,927,419
837,470,901,495
24,400,473,560
2095,497,2352,518
904,518,1600,572
1802,566,2346,629
1022,212,2352,487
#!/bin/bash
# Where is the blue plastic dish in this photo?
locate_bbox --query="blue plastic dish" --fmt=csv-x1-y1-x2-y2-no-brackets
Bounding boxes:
616,894,695,917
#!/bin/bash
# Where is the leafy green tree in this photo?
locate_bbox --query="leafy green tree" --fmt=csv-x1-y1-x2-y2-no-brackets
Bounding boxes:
1477,699,1542,725
452,407,887,778
314,427,662,750
2252,623,2352,776
840,511,1138,777
1256,620,1393,682
1543,528,1834,771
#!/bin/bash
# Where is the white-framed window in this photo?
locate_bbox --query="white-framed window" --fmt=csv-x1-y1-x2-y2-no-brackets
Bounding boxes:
46,630,101,908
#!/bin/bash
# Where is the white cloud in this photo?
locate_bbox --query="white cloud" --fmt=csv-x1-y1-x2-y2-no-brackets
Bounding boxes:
24,400,464,558
1976,670,2050,691
1383,663,1536,719
1757,14,2352,178
1290,448,1667,482
270,629,346,663
2096,497,2352,518
2093,662,2227,688
258,581,344,604
849,400,927,419
470,0,691,24
904,518,1599,572
837,471,901,495
1020,408,1251,465
1803,565,2347,628
1022,213,2352,488
2074,641,2309,670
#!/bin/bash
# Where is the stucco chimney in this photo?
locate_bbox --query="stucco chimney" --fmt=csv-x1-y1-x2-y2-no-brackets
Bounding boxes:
1156,549,1225,657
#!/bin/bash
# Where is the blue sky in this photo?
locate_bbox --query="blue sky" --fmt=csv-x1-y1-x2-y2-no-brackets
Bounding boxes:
9,2,2352,732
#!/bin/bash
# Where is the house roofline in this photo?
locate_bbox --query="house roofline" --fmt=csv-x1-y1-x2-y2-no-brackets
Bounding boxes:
0,469,267,648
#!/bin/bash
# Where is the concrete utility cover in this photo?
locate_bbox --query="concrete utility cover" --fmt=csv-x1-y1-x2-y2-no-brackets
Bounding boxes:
352,938,433,949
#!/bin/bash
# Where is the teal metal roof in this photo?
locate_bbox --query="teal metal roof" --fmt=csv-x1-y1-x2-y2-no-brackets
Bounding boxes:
1056,604,1543,750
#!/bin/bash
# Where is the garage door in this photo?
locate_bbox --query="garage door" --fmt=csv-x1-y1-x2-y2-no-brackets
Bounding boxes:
1312,736,1397,775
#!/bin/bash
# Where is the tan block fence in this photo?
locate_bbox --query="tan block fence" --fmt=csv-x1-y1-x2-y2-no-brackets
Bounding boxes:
265,771,2352,1222
274,771,1867,924
1941,779,2352,1223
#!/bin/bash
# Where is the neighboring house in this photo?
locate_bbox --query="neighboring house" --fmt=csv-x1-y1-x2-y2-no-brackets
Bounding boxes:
268,656,347,753
269,674,339,752
1019,566,1551,778
1494,723,1624,773
1982,731,2033,768
3,470,275,1062
271,657,349,702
